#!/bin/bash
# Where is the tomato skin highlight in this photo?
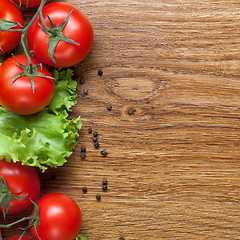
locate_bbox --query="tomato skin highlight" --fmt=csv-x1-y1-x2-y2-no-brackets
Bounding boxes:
0,159,40,215
0,0,24,55
0,55,55,115
27,2,94,67
30,193,82,240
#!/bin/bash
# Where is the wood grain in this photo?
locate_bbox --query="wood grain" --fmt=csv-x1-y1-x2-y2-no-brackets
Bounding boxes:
2,0,240,239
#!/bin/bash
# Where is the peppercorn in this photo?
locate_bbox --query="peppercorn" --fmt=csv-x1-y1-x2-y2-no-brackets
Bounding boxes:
101,150,107,156
96,195,101,201
83,88,88,95
88,128,92,134
102,184,107,191
102,179,108,185
81,146,86,152
107,104,112,110
93,131,98,138
79,79,85,85
98,70,103,76
82,187,87,193
94,142,99,148
119,237,125,240
81,151,86,159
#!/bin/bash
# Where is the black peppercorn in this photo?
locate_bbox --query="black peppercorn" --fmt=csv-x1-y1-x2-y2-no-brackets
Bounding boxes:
101,150,107,156
88,128,92,134
102,184,107,191
81,146,86,152
93,137,98,142
94,142,99,148
102,179,108,185
119,237,125,240
82,187,88,193
107,104,112,110
93,131,98,138
79,79,85,85
96,195,101,201
81,151,86,159
98,69,103,76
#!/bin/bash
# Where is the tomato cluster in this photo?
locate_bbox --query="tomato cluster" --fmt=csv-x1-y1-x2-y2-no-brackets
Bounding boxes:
0,160,82,240
0,0,93,115
0,0,92,238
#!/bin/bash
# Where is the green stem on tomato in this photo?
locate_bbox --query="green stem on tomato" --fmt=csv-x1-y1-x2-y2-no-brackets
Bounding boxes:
1,0,48,74
20,0,48,73
0,28,23,32
0,216,32,228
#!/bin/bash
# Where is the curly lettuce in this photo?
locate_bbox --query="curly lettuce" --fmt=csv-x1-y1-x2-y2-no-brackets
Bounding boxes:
0,68,82,172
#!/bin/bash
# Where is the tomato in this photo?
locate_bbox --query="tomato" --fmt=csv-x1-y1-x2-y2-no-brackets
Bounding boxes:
0,0,24,55
12,0,49,8
0,55,55,115
27,2,93,68
30,193,82,240
0,159,40,215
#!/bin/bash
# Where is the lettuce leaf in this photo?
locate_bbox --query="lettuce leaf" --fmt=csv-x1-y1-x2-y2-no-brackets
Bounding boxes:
0,68,82,172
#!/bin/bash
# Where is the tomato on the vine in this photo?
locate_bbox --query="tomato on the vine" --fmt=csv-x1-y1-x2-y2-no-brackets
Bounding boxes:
12,0,49,8
27,2,94,68
0,159,40,215
0,55,55,115
30,193,82,240
0,0,24,55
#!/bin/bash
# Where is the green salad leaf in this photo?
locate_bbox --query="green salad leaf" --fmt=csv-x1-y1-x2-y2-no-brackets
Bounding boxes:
0,68,82,172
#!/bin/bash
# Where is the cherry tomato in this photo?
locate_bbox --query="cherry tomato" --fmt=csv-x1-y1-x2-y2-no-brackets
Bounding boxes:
30,193,82,240
0,55,55,115
0,0,24,55
12,0,49,8
0,159,40,215
27,2,94,67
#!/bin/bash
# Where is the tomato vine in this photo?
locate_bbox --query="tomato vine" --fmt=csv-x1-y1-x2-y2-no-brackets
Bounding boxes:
0,0,50,93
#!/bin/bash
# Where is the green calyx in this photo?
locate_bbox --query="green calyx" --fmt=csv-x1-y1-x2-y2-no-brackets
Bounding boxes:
0,197,86,240
27,200,41,240
0,19,21,32
0,199,41,240
10,56,55,94
0,19,22,53
38,10,80,64
0,176,28,219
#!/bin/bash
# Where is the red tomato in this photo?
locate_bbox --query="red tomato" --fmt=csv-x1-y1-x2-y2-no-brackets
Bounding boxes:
0,55,55,115
0,0,24,55
30,193,82,240
0,159,40,215
27,2,94,67
12,0,49,8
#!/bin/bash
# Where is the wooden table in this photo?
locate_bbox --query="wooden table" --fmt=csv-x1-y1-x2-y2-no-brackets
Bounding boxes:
3,0,240,239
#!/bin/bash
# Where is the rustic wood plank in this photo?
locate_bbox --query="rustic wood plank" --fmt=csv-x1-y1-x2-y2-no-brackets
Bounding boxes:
2,0,240,239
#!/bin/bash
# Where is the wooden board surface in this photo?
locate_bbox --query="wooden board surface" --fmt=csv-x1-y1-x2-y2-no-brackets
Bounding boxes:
3,0,240,239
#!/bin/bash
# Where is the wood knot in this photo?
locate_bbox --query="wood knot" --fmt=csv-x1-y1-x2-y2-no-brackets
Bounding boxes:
126,107,136,116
